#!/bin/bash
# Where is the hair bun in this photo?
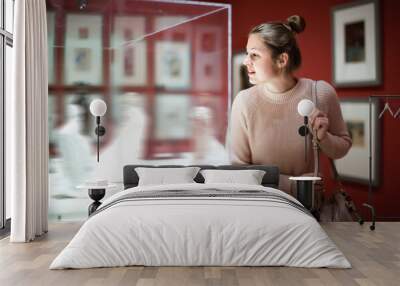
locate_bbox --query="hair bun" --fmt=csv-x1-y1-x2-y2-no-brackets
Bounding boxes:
286,15,306,34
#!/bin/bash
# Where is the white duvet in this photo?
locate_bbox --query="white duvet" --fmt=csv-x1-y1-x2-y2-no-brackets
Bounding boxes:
50,183,351,269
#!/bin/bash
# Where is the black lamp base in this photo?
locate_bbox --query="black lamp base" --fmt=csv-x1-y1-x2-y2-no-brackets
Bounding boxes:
296,181,313,210
88,188,105,216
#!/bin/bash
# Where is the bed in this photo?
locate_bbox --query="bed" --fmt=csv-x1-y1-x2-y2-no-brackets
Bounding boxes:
50,165,350,269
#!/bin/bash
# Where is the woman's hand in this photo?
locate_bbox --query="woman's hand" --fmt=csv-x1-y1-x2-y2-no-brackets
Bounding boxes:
309,109,329,141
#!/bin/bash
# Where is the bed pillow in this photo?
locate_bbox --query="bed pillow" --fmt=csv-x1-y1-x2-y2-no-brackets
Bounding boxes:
135,167,201,186
200,169,266,185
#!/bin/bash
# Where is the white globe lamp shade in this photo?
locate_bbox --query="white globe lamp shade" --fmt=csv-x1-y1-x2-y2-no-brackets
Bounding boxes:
297,99,315,117
90,99,107,117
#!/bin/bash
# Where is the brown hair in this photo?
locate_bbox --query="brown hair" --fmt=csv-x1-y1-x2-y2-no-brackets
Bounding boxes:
250,15,306,73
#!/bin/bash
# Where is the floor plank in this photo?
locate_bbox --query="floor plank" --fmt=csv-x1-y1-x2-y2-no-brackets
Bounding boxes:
0,222,399,286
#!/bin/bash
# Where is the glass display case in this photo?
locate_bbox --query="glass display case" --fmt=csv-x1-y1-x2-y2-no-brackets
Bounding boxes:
46,0,231,221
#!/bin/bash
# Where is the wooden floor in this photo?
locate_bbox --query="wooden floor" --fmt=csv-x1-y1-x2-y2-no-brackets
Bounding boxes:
0,222,399,286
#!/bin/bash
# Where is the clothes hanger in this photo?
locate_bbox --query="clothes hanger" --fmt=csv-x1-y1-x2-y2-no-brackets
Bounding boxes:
378,97,394,119
394,106,400,118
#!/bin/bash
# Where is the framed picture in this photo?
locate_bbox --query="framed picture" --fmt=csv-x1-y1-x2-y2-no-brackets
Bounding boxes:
232,53,252,102
331,0,381,87
154,94,192,140
334,97,380,186
65,14,103,85
194,25,223,92
155,42,191,89
153,16,190,41
111,16,147,86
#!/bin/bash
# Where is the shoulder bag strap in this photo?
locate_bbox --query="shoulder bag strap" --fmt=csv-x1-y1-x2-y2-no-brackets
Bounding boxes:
312,80,320,177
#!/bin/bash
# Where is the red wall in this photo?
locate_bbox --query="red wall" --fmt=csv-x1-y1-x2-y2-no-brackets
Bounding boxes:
213,0,400,219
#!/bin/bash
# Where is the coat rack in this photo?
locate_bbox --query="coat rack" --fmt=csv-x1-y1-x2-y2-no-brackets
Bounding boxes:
367,95,400,230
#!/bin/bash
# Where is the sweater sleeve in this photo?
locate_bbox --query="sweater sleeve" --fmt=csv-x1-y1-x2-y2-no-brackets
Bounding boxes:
317,82,352,159
229,93,252,164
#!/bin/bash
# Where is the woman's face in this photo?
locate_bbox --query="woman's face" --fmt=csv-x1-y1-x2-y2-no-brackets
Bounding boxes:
243,34,279,85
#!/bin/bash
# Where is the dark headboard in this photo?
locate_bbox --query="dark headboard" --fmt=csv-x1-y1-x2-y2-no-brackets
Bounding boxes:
123,165,280,189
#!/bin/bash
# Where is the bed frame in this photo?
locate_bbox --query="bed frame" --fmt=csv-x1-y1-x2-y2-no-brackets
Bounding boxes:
123,165,280,189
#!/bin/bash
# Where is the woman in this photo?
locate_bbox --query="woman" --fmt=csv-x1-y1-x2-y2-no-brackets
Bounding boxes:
230,15,352,195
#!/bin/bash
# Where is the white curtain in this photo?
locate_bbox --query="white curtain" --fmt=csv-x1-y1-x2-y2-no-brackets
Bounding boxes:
7,0,48,242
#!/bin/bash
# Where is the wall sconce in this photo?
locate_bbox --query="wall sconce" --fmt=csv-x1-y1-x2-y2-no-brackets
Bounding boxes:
89,99,107,162
297,99,315,163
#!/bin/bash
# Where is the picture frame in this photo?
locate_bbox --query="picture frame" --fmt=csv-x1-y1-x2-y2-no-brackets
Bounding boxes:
153,16,190,40
155,41,191,89
334,97,380,186
64,14,103,85
154,94,192,140
111,16,147,86
194,25,223,92
232,52,252,102
331,0,381,87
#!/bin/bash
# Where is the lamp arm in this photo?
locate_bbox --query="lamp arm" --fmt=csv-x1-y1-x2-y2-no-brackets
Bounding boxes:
96,117,100,162
94,116,106,162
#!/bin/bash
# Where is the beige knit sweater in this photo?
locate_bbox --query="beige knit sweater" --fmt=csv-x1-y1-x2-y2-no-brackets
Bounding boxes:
229,78,352,193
